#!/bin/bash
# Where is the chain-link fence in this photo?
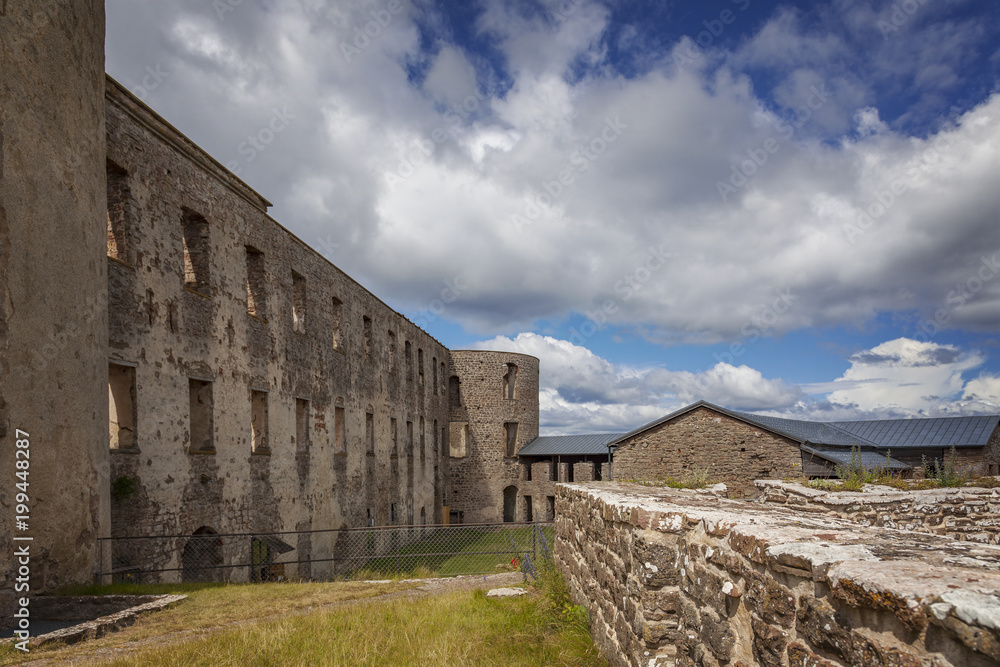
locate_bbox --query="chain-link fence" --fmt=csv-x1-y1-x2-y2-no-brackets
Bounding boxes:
96,522,554,585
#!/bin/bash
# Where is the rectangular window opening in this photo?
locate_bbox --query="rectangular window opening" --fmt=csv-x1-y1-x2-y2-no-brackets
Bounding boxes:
188,378,214,453
334,405,346,455
505,422,519,458
331,297,343,349
366,411,375,455
406,421,414,458
547,496,556,520
550,459,558,482
181,208,211,295
363,316,372,362
391,418,398,458
503,363,518,400
522,461,532,481
419,417,426,464
405,341,413,382
106,160,131,262
292,271,307,334
245,246,266,318
251,390,269,454
593,461,603,481
108,363,136,450
296,398,310,453
388,330,396,370
432,357,438,394
524,496,533,522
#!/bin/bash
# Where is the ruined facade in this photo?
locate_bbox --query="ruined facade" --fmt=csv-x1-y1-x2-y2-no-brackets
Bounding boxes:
0,6,542,592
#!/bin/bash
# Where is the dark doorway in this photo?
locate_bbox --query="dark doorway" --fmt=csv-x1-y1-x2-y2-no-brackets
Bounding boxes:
182,526,223,582
502,485,517,523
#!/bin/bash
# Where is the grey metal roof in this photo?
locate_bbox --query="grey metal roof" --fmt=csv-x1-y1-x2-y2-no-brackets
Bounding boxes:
828,415,1000,449
518,433,624,457
727,410,878,448
801,445,910,470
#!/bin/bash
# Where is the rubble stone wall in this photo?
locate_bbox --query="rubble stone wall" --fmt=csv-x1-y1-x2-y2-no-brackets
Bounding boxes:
556,482,1000,667
757,480,1000,545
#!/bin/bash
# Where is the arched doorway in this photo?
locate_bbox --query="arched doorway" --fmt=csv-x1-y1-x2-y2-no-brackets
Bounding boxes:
182,526,224,582
502,486,517,523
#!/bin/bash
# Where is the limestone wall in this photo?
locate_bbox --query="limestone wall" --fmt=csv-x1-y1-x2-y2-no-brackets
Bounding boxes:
0,0,110,596
556,482,1000,667
103,79,450,579
447,351,539,523
613,406,805,495
757,480,1000,546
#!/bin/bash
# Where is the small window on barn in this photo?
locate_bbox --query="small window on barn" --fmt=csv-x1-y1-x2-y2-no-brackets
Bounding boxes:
503,363,518,400
448,376,461,407
505,422,519,458
250,389,268,454
334,402,346,455
366,408,375,455
106,160,131,262
245,247,266,318
188,378,214,453
108,363,136,449
331,297,343,349
181,208,211,295
292,272,307,334
363,316,372,362
295,398,310,453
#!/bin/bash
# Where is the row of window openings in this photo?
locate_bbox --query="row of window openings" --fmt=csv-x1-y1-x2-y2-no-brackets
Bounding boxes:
520,495,557,523
519,461,603,482
109,163,522,402
110,364,442,456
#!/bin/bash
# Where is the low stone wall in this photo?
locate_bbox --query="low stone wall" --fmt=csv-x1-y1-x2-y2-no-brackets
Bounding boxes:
555,482,1000,667
756,480,1000,545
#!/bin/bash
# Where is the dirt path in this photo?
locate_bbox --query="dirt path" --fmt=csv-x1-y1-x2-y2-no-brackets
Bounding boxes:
17,572,526,666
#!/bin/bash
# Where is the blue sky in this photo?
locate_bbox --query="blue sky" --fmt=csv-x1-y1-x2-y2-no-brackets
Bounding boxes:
106,0,1000,433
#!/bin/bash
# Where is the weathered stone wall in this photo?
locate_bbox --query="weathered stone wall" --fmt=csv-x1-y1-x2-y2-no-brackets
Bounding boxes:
104,79,450,579
757,480,1000,545
448,351,539,523
613,406,805,494
556,482,1000,667
0,0,110,598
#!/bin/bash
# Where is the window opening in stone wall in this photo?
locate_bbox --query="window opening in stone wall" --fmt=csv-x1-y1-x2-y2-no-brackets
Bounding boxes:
406,420,414,458
405,341,413,382
167,301,179,332
442,426,447,457
593,461,603,481
503,363,518,400
505,422,519,458
391,503,396,523
106,160,131,262
450,423,468,458
440,363,446,398
502,486,517,523
418,349,424,387
108,363,136,450
363,316,372,362
432,357,437,394
433,419,439,456
420,507,426,525
448,376,461,407
366,409,375,455
331,297,343,349
251,389,268,454
387,330,396,370
292,272,307,333
334,403,346,454
145,289,155,326
188,378,214,453
523,495,533,522
391,418,398,458
550,458,558,481
296,398,310,453
181,208,211,295
566,462,574,483
419,417,426,464
245,246,266,318
546,496,555,520
522,461,532,481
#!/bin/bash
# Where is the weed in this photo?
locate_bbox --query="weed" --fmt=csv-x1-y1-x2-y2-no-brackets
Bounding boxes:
923,445,965,488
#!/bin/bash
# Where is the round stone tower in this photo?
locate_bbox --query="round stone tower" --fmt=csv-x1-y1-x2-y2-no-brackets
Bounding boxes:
446,350,539,524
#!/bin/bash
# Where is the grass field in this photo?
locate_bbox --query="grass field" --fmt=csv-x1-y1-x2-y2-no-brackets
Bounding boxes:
344,524,556,579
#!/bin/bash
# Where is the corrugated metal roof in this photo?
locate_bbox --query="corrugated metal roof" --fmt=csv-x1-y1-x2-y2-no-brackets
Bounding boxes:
828,415,1000,449
801,445,910,470
727,410,878,448
518,433,624,457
